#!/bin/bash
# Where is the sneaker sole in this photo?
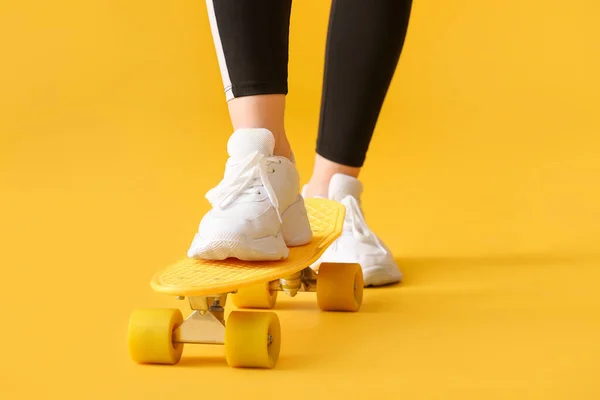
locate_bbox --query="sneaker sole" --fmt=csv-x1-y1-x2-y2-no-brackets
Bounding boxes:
188,233,289,261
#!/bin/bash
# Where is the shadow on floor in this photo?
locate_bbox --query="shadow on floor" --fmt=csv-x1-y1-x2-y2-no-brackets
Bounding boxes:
176,356,228,369
176,352,324,371
395,252,597,286
399,252,590,268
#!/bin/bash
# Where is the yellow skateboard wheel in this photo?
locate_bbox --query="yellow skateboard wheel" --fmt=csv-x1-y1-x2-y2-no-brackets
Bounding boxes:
225,311,281,368
231,282,278,309
128,308,184,365
316,262,364,312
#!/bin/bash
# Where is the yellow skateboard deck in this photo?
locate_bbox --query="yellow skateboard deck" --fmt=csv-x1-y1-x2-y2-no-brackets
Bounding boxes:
151,198,345,297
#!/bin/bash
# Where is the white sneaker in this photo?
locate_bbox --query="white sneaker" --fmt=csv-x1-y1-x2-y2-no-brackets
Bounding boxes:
187,128,312,261
304,173,402,286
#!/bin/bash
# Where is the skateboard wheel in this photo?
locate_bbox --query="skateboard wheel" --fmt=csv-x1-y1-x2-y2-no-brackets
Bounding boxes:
231,282,278,309
225,311,281,369
316,262,364,312
128,308,184,365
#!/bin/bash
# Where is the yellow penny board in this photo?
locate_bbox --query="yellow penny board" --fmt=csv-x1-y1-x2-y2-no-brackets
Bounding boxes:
151,198,345,297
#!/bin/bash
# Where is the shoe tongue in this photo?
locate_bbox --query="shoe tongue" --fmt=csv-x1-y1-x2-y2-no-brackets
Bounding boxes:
227,128,275,160
328,173,363,202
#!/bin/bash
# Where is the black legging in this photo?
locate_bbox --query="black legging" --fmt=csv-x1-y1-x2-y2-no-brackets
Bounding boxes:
206,0,412,167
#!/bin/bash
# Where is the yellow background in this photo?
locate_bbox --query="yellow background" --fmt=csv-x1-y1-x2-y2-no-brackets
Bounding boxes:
1,0,599,399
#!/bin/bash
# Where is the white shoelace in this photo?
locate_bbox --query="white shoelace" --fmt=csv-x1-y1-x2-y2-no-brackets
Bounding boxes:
205,151,283,222
342,195,388,254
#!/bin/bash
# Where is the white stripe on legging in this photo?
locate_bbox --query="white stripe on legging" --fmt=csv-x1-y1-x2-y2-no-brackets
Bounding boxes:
205,0,234,100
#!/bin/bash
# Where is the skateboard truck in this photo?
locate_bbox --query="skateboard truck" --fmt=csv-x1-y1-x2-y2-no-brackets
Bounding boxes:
170,266,314,346
172,295,227,345
271,268,318,297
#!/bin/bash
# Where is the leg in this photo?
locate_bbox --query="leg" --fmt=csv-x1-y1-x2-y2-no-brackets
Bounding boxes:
187,0,312,261
304,0,413,286
206,0,292,158
305,0,413,197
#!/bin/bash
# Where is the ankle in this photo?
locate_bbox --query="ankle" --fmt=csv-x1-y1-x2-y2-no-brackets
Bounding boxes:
303,178,329,198
273,135,293,159
227,94,293,159
305,155,361,197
